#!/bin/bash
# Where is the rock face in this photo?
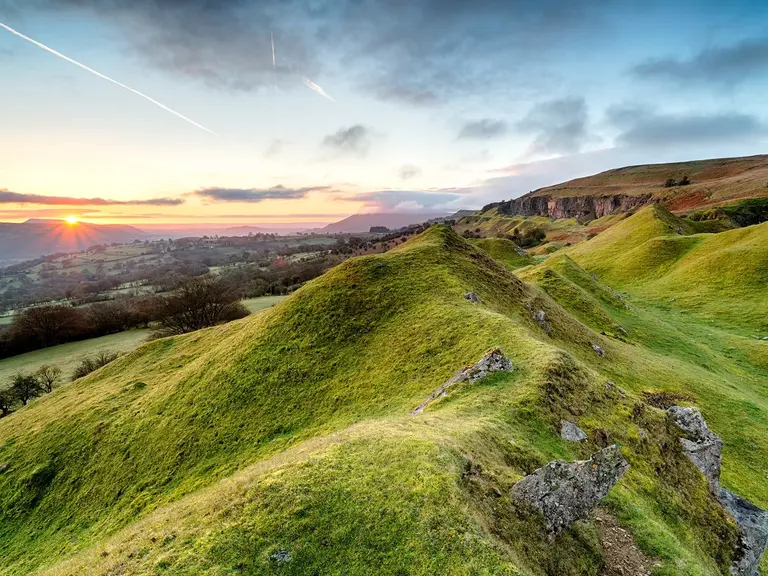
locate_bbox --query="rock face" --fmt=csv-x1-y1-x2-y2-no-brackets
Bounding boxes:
668,406,722,487
485,194,652,221
668,406,768,575
560,420,588,442
510,445,629,535
410,348,513,415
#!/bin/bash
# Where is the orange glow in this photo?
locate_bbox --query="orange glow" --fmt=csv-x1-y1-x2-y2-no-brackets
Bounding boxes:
65,216,79,225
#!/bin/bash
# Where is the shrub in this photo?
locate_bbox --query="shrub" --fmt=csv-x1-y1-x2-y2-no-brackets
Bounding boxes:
72,351,120,381
0,388,15,417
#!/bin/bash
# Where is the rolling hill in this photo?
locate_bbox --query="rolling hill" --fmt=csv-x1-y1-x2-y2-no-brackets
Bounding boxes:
1,221,767,575
321,212,449,233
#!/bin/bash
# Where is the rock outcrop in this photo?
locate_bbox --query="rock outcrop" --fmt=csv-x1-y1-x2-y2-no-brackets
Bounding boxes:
464,291,483,304
560,420,587,442
592,344,605,357
410,348,513,415
510,445,629,535
533,310,551,335
668,406,768,575
668,406,722,487
485,194,652,221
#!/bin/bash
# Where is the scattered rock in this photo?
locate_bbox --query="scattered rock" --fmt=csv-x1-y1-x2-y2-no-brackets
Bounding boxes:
411,348,513,415
675,227,684,235
592,344,605,357
533,310,551,335
510,445,629,535
590,272,598,281
0,463,7,473
560,420,587,442
270,549,291,565
763,336,768,341
464,291,483,304
668,406,768,575
617,326,628,336
667,406,722,487
513,244,528,257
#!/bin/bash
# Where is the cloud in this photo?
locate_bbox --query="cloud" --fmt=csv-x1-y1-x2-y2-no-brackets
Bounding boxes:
608,106,767,147
458,119,508,140
263,139,286,158
193,185,331,203
18,0,610,105
340,189,468,211
398,165,422,180
516,97,588,156
321,125,373,157
0,190,183,206
632,37,768,86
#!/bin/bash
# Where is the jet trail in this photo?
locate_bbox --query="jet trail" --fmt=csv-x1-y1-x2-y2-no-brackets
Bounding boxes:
0,22,217,135
302,76,336,102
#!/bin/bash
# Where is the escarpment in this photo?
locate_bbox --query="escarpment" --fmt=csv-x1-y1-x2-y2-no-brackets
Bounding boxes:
485,193,652,221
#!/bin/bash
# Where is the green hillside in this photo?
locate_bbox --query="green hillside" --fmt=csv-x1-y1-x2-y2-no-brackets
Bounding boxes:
569,205,768,330
470,237,534,270
1,225,767,575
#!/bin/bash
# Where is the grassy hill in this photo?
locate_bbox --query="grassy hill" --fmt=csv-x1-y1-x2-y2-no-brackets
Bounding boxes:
522,155,768,208
1,225,767,574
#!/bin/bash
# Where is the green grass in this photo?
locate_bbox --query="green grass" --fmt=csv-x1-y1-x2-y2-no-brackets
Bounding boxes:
471,237,534,270
242,294,288,313
0,329,151,386
1,225,767,575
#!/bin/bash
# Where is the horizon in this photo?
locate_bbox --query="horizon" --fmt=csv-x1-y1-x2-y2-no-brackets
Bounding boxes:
2,1,768,225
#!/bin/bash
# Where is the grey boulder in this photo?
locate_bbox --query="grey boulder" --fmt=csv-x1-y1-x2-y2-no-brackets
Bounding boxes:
560,420,587,442
510,445,629,535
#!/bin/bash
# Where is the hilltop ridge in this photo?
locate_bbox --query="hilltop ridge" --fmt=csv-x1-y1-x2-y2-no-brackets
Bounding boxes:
482,154,768,221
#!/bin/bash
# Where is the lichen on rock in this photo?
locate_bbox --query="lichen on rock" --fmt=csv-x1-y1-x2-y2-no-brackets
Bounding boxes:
509,445,629,535
560,420,587,442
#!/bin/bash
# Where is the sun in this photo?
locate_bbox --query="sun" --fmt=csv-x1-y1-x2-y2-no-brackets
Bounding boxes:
65,216,79,225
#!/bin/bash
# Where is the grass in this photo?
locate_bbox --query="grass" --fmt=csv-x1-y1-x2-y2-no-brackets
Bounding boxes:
0,329,151,386
0,225,767,574
242,294,288,313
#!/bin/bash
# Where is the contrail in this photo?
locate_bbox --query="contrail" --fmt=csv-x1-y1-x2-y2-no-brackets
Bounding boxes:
302,76,336,102
0,22,216,135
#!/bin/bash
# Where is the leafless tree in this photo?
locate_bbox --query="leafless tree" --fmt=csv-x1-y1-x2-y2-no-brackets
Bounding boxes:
35,365,62,393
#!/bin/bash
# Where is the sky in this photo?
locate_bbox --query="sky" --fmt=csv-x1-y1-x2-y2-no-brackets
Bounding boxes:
1,0,767,226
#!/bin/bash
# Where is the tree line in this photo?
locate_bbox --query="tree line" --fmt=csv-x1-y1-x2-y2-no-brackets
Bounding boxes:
0,275,249,360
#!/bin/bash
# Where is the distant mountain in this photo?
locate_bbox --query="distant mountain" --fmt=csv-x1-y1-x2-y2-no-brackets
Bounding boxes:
481,154,768,221
0,219,146,263
322,212,450,234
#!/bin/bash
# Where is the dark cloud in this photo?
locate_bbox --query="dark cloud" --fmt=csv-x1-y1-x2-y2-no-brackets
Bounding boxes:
516,97,588,156
399,165,422,180
193,185,330,203
608,106,767,147
13,0,611,104
0,189,183,206
632,37,768,86
458,119,508,140
321,125,372,157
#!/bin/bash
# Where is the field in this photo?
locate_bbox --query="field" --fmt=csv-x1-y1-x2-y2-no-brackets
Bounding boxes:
0,329,151,385
0,296,289,387
0,213,767,574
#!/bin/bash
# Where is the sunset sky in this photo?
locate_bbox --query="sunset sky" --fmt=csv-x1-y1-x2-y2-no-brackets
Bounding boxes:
1,0,767,225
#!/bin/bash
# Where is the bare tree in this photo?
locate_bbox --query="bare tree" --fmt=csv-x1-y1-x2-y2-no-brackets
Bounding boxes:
10,305,85,348
155,276,249,335
10,373,44,405
35,365,62,393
